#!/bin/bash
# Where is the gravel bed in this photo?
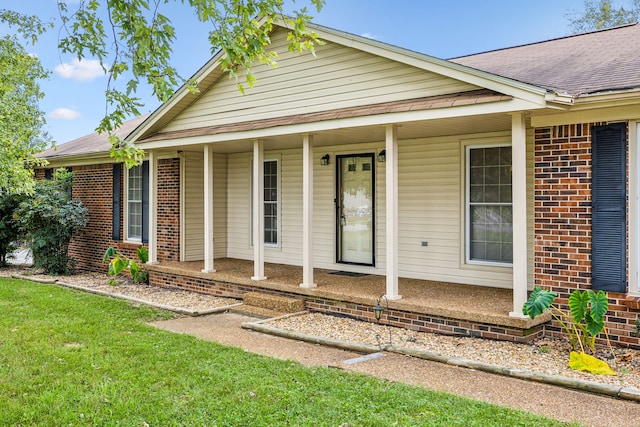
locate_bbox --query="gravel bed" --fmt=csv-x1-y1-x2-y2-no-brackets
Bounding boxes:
1,267,238,312
270,312,640,391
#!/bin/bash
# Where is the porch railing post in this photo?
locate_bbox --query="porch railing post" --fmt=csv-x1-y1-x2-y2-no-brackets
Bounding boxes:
300,134,316,288
385,124,401,300
252,139,267,280
510,112,528,318
202,144,216,273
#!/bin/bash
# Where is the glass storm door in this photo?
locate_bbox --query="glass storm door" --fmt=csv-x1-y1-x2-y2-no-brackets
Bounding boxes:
336,154,375,265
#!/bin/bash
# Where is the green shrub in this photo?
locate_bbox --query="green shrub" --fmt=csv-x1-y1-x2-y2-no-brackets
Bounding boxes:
0,192,24,266
14,168,88,275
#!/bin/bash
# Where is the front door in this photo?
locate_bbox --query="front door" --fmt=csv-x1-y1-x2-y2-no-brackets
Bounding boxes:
336,154,375,265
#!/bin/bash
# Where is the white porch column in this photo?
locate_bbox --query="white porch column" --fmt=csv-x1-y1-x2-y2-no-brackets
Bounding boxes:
510,113,528,317
147,150,158,265
252,140,267,280
385,125,401,300
300,134,316,288
202,144,216,273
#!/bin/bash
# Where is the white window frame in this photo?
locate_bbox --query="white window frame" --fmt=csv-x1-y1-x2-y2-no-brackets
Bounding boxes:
465,143,513,267
125,164,143,242
250,157,281,248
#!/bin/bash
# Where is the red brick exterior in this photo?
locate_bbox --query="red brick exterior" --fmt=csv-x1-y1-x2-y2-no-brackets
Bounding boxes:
64,159,181,271
156,159,181,262
534,123,640,349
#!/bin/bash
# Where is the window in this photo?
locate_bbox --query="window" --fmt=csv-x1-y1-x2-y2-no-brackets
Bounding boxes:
251,159,280,246
264,160,278,245
126,163,147,241
467,145,512,265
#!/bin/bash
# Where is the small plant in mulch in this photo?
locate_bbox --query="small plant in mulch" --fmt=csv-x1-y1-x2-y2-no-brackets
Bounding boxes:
102,247,149,285
523,287,616,375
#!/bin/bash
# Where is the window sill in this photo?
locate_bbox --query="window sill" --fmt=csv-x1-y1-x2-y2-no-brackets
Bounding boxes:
118,241,145,250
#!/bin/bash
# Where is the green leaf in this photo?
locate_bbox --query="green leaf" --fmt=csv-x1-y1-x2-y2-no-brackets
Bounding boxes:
585,313,605,337
589,290,609,321
110,258,126,276
568,290,589,324
522,287,557,319
103,247,117,262
137,246,148,264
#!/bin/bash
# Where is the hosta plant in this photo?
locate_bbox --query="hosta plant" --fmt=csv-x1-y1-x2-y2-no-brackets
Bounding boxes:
103,246,149,284
523,287,615,375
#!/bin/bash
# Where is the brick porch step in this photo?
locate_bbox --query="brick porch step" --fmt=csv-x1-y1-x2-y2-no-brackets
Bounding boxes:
242,292,306,314
230,305,291,319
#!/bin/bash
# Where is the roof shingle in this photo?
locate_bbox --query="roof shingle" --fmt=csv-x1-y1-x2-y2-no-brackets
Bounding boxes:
451,23,640,96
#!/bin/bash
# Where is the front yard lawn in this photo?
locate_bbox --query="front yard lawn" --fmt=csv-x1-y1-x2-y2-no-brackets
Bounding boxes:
0,277,574,426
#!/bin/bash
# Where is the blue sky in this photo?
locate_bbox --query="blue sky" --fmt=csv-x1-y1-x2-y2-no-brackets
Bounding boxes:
6,0,597,144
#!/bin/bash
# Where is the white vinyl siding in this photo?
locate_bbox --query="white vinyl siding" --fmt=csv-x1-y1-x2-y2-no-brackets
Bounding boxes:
160,28,480,134
182,152,227,261
193,132,533,289
126,165,143,241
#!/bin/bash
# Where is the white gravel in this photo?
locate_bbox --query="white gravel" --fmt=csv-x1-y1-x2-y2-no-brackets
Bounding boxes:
270,312,640,391
2,268,238,312
3,266,639,393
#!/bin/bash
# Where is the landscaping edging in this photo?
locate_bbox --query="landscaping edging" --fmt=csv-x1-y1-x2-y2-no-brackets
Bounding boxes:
243,315,640,403
10,274,243,316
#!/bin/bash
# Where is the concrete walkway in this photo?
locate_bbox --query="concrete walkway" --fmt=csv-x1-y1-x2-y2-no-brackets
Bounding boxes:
150,312,639,427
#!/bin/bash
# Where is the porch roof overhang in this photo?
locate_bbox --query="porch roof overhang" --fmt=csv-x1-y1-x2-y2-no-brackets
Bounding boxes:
135,89,546,152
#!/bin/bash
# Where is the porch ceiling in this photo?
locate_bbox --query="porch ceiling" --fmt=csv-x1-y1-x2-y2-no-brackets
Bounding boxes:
166,112,516,154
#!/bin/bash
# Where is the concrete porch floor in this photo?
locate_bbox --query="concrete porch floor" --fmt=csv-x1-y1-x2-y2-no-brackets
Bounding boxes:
147,258,548,331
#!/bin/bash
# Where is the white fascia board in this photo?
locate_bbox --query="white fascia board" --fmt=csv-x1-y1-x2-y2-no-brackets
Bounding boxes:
302,22,550,105
42,149,179,168
531,104,640,127
136,98,543,150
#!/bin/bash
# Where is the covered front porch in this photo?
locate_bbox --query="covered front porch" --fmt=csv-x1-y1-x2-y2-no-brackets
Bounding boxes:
146,258,549,343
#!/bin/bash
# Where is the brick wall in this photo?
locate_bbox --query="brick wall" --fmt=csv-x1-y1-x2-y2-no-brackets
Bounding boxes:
67,163,117,271
157,158,180,262
62,158,181,271
534,123,640,349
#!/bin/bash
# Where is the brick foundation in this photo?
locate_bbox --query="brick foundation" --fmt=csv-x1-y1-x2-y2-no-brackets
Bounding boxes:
150,270,545,343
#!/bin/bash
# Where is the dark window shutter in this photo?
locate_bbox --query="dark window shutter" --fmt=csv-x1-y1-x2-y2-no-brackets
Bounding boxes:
66,166,73,199
141,160,149,243
112,164,122,241
591,123,627,293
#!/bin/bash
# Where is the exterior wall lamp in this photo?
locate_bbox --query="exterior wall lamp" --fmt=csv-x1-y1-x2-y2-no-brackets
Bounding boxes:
377,150,386,163
320,154,330,166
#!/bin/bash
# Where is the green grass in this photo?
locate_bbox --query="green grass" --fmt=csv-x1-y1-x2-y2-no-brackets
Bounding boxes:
0,277,576,426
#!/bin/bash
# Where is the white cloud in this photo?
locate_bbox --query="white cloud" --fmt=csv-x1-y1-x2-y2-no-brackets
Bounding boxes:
54,59,106,81
360,32,380,40
49,108,81,120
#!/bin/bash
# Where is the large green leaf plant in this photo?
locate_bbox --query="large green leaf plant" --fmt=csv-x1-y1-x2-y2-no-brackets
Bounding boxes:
523,286,615,375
